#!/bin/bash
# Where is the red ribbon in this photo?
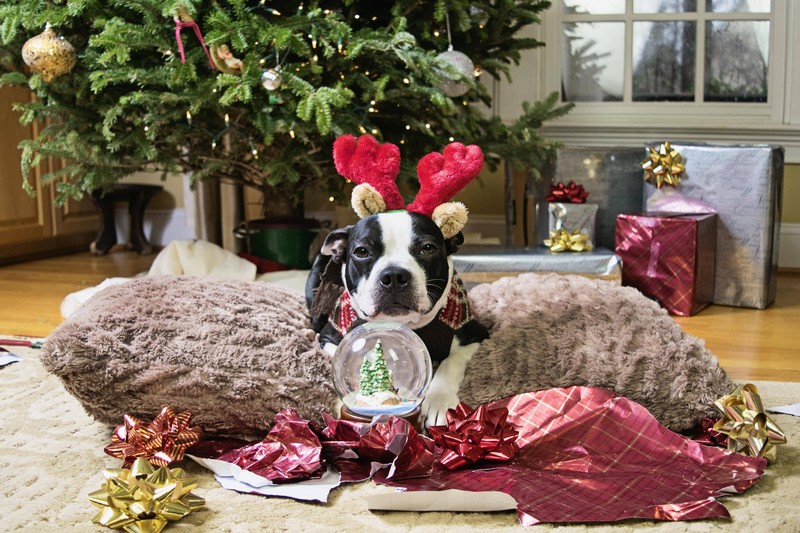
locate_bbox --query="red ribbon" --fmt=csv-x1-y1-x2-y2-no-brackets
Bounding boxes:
546,180,589,203
174,16,215,69
104,406,202,468
428,402,519,470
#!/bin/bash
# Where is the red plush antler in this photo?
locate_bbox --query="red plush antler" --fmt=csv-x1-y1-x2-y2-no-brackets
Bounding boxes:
333,134,404,211
406,142,483,216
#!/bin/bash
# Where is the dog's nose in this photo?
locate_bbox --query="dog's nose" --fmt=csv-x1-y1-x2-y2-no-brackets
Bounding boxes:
379,267,411,289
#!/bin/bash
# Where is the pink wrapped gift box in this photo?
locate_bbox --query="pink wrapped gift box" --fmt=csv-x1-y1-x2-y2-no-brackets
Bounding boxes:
615,212,716,316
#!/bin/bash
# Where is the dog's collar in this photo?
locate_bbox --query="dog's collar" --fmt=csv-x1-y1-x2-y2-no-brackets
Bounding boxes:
330,274,473,362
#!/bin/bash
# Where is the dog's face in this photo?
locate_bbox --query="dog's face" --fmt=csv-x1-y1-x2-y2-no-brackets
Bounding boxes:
322,211,462,328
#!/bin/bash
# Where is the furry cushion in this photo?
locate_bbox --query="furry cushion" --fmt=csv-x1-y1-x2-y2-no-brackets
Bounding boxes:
460,273,733,432
42,273,732,438
40,277,336,438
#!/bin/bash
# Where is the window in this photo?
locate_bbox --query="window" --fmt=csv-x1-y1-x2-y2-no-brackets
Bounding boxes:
496,1,800,162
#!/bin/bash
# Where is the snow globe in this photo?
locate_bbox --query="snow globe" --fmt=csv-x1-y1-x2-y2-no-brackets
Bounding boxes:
332,322,432,425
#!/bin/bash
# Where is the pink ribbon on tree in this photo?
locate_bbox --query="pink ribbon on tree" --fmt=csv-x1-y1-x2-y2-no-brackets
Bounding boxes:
174,14,215,70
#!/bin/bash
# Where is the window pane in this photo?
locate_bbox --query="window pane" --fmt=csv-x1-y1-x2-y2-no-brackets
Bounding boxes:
562,0,625,15
705,20,769,101
634,0,697,13
706,0,771,13
561,22,625,102
632,21,696,101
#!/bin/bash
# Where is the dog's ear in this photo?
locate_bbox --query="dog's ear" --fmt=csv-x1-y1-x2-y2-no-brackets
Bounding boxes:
321,226,351,263
444,231,464,256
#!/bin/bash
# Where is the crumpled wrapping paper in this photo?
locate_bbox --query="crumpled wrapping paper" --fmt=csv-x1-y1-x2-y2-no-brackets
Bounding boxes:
378,387,766,525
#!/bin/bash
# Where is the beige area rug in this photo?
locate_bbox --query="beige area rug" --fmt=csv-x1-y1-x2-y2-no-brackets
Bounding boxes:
2,343,799,533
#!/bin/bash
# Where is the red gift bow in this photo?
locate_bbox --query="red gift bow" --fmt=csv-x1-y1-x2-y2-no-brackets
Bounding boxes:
428,402,519,470
546,181,589,203
104,406,202,468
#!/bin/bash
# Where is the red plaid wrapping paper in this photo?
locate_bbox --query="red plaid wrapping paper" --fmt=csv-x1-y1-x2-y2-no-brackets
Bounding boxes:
615,213,716,316
376,387,765,525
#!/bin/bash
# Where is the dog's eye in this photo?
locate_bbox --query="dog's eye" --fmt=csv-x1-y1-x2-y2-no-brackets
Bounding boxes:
353,246,369,259
419,243,438,256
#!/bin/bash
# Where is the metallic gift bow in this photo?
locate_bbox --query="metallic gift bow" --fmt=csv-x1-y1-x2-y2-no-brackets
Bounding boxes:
713,383,787,461
89,458,204,532
105,406,202,468
544,228,593,252
428,402,518,470
546,180,589,203
642,141,685,189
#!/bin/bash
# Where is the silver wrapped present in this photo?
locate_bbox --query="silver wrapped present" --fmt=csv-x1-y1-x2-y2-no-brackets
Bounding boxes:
549,147,646,250
548,203,598,246
453,245,622,289
642,142,783,309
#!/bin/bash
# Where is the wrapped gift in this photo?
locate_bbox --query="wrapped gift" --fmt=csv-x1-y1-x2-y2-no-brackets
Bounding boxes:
548,203,598,246
551,147,645,250
642,142,783,309
615,213,716,316
452,245,622,289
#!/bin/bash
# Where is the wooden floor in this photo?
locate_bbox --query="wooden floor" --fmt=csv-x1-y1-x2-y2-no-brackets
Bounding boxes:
1,250,798,383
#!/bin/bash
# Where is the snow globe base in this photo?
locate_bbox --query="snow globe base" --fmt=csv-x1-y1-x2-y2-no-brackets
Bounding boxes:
339,404,423,434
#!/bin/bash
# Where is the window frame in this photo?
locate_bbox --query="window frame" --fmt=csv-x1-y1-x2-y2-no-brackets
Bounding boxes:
496,1,800,162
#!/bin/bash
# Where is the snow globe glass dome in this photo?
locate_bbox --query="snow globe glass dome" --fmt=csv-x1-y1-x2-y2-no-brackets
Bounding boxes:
332,322,432,420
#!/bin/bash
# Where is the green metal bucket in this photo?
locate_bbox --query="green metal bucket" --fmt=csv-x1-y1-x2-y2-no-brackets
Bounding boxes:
235,218,319,269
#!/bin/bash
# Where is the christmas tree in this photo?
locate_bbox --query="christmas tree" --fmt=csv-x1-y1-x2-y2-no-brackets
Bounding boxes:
359,340,394,396
0,1,571,215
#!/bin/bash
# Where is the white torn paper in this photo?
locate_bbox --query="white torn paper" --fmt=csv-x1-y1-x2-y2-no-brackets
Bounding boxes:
767,403,800,417
0,352,22,367
367,489,517,512
187,454,341,502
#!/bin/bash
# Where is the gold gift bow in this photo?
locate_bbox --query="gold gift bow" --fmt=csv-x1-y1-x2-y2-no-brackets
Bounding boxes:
713,383,787,461
642,141,685,189
544,229,593,253
89,458,204,532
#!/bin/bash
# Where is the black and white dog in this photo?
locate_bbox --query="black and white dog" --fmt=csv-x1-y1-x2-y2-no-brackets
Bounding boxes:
305,210,488,427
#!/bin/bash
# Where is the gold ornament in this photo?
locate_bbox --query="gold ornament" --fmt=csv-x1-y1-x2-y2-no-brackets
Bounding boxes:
642,141,685,189
21,24,77,83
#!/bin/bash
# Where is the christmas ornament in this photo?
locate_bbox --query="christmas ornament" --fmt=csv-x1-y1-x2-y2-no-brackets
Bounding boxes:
332,322,432,420
173,7,215,69
435,48,474,97
434,12,475,97
210,44,243,74
261,68,282,90
21,24,76,83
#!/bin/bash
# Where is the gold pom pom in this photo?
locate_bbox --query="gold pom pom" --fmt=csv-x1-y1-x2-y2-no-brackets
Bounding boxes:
351,183,386,218
432,202,468,239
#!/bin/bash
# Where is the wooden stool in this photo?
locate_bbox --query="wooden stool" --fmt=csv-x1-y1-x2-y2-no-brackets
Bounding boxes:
90,184,163,255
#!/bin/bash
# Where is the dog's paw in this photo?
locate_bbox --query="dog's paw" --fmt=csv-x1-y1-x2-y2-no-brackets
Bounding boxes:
420,381,460,428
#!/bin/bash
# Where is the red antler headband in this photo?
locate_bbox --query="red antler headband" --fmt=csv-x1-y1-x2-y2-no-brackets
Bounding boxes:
332,134,484,238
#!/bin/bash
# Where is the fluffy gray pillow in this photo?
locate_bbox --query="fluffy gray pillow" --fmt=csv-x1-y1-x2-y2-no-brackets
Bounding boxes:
460,273,733,432
41,276,336,438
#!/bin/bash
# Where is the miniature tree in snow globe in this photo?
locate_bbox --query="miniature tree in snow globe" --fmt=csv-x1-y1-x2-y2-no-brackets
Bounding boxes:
332,322,432,424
